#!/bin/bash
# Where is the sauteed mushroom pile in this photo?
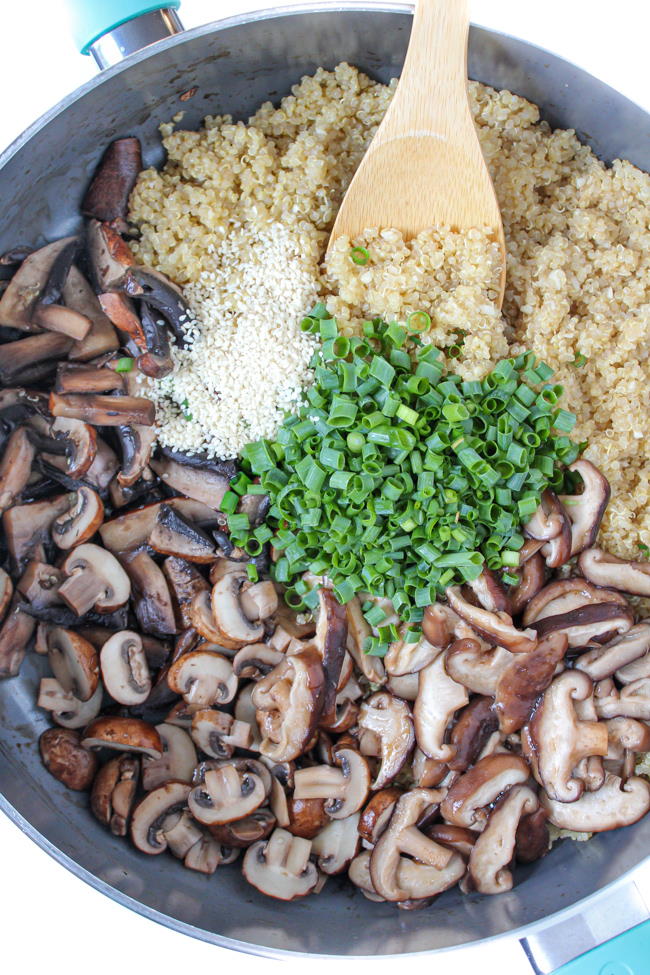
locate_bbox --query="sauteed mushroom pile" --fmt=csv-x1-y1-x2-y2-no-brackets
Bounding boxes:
1,140,649,907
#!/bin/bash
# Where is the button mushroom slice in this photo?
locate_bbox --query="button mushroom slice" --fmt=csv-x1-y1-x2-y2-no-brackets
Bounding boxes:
208,808,277,849
115,421,157,489
18,560,64,610
369,788,455,901
162,556,210,629
525,670,608,801
594,677,650,720
448,696,499,772
150,456,231,510
357,692,415,789
273,598,316,641
411,748,449,787
183,833,234,875
446,586,537,654
161,808,205,859
616,650,650,686
0,427,36,512
83,434,119,492
541,772,650,832
576,623,650,682
345,595,386,685
494,632,569,735
39,727,98,791
240,581,278,623
424,823,477,861
0,597,36,678
58,543,130,617
211,572,264,648
90,754,140,835
348,850,385,902
319,673,361,734
190,709,251,759
82,137,142,231
414,652,469,762
559,460,611,557
168,651,237,707
311,813,361,875
234,683,262,751
523,489,572,569
148,503,217,564
0,237,77,331
37,677,103,729
99,630,151,706
509,553,547,618
578,547,650,597
242,827,319,901
385,629,439,677
523,577,630,624
141,723,197,791
252,648,325,762
130,780,191,854
47,626,99,701
466,785,539,895
3,493,70,573
358,788,402,846
529,603,634,649
51,487,104,550
82,716,163,759
188,762,267,826
440,753,531,829
233,643,284,680
293,746,371,820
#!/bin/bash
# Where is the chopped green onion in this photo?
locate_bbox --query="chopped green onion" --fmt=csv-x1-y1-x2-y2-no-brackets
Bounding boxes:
115,357,134,373
407,310,431,332
350,246,370,266
572,353,588,368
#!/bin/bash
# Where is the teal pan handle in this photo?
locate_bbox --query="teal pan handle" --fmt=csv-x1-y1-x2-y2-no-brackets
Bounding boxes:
554,919,650,975
64,0,182,54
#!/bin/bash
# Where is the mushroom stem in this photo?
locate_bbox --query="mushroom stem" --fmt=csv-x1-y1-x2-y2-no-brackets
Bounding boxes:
49,392,155,427
58,569,105,616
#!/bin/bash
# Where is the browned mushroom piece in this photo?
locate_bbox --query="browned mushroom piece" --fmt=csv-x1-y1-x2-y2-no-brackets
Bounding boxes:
345,595,386,684
414,652,469,761
559,460,611,556
467,569,511,613
357,692,415,788
440,754,531,828
313,587,348,714
348,850,385,902
51,487,104,550
86,220,135,292
240,580,278,622
369,789,464,902
358,788,402,847
49,392,156,427
578,547,650,597
0,428,35,512
233,643,284,679
190,708,252,759
465,785,539,894
575,624,650,682
211,571,264,648
385,629,438,676
411,747,448,787
99,629,151,706
311,814,361,875
293,746,371,819
55,361,125,395
120,549,177,637
58,544,130,616
141,723,197,791
188,762,267,826
167,651,237,707
0,568,14,626
524,670,608,801
91,754,140,835
150,455,231,510
162,556,210,629
514,806,550,864
446,586,537,654
494,632,569,735
604,717,650,781
252,648,325,762
99,497,217,553
541,773,650,832
424,823,477,860
184,835,238,874
3,493,70,573
148,503,217,563
39,727,98,791
161,809,205,860
0,596,36,678
17,559,64,610
82,138,143,231
509,553,547,618
523,489,572,569
421,602,459,649
285,797,329,839
47,626,99,702
0,237,77,330
130,780,191,854
448,696,499,772
594,677,650,720
64,266,119,361
208,808,277,848
523,577,634,648
617,646,650,685
444,638,512,696
84,434,120,492
37,677,103,728
242,828,320,900
82,716,163,758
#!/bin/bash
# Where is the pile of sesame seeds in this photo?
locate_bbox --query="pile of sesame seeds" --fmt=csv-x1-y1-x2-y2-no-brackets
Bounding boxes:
145,222,320,460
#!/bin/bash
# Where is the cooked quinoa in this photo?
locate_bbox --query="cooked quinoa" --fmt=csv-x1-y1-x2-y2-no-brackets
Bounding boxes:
128,62,650,557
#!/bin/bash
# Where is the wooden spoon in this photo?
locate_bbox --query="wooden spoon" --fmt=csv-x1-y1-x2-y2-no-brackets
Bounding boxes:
328,0,506,304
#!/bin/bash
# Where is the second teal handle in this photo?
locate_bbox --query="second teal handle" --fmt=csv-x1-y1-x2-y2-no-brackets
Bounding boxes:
64,0,181,54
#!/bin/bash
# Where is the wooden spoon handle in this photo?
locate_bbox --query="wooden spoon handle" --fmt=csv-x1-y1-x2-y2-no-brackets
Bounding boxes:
374,0,472,145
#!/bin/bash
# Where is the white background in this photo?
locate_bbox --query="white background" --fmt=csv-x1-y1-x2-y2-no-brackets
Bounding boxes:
0,2,648,974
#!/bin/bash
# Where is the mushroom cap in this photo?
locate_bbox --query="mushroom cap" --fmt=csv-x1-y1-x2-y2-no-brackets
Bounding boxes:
578,547,650,597
242,828,319,901
358,692,415,788
314,587,348,713
559,460,611,556
440,753,531,828
358,788,402,846
189,589,238,648
541,773,650,832
446,586,537,654
100,629,151,706
59,543,130,614
82,716,163,759
576,623,650,682
286,797,329,839
523,490,572,569
424,823,477,860
90,753,140,834
494,632,569,735
37,677,103,729
240,580,278,622
167,650,237,707
509,553,547,617
47,627,99,702
184,834,235,874
188,762,267,825
448,695,499,772
39,727,97,791
52,487,104,550
348,850,385,902
467,785,539,894
211,571,264,646
232,642,284,679
130,780,192,854
311,813,361,875
141,723,197,791
208,808,277,848
414,651,469,762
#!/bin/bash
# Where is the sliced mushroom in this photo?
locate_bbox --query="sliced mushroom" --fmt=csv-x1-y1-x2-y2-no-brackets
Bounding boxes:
252,649,325,762
39,727,97,791
130,780,191,854
100,630,151,706
240,581,278,623
58,544,130,617
47,626,99,701
3,493,70,572
525,670,608,801
414,652,469,761
208,808,277,849
386,672,419,701
0,598,36,677
604,717,650,781
311,814,361,875
55,362,125,395
530,602,634,649
495,632,569,734
514,806,550,864
509,553,547,617
440,754,531,829
357,692,415,788
578,547,650,597
18,560,64,610
242,828,319,901
444,638,513,696
0,568,13,625
86,220,135,292
51,487,104,549
162,808,205,860
0,237,76,330
411,747,448,787
424,824,477,860
167,651,237,707
559,460,611,556
348,850,385,902
466,785,539,894
190,709,251,758
140,723,197,791
594,678,650,720
232,643,283,680
358,788,402,846
162,556,210,629
467,569,511,613
541,773,650,832
446,586,537,654
49,392,155,427
91,754,140,835
82,716,162,758
211,572,264,647
188,762,266,826
63,265,119,361
286,798,329,839
149,503,217,563
121,550,177,638
37,678,103,729
523,489,572,569
576,624,650,682
99,498,219,553
385,629,439,676
312,587,348,714
345,595,385,684
0,427,35,512
293,746,371,819
0,331,73,384
150,456,231,510
448,696,499,772
83,434,119,491
82,138,142,231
